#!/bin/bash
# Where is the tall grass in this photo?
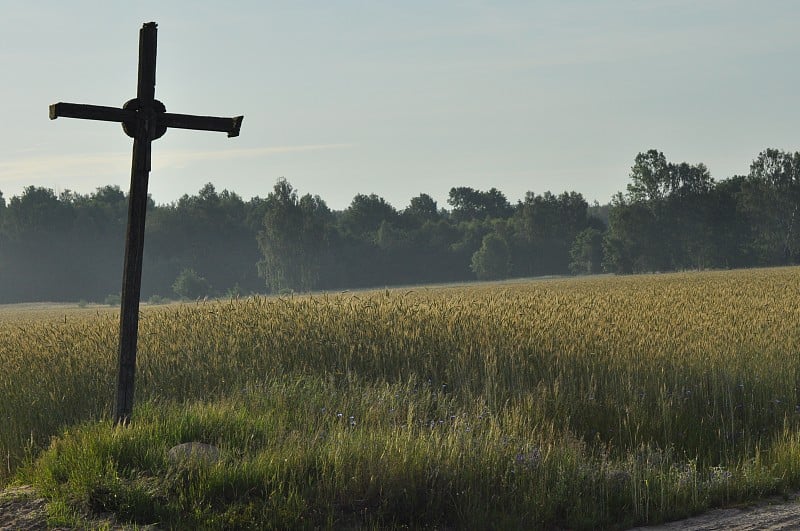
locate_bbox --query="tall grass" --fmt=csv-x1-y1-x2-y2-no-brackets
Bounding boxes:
3,268,800,527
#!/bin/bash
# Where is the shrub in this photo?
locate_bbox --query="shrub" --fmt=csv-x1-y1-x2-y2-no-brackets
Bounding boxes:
172,269,211,300
470,233,511,280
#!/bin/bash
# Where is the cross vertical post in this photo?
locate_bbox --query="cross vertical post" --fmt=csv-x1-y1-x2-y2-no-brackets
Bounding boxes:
116,22,157,425
49,22,243,425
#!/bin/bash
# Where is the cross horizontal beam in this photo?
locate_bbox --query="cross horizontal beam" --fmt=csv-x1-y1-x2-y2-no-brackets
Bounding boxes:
49,102,131,123
163,113,243,138
49,102,243,138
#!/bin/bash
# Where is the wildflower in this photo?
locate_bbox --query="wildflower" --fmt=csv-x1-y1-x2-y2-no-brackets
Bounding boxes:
709,466,732,485
515,448,541,469
674,462,697,489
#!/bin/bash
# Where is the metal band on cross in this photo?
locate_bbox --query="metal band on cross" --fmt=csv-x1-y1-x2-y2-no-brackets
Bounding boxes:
50,22,243,425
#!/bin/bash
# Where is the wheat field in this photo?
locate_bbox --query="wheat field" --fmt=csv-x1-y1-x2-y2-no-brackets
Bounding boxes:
3,268,800,527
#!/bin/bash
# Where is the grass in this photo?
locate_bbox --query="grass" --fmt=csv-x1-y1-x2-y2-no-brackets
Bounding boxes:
16,382,725,529
3,268,800,528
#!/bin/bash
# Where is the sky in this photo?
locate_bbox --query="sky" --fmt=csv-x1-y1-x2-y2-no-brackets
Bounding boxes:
1,1,799,211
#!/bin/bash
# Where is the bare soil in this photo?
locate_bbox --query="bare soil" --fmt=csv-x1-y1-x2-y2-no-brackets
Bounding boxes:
0,486,52,531
630,493,800,530
0,485,157,530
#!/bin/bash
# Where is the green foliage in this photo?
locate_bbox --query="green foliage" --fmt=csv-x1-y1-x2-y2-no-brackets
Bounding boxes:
606,149,745,273
257,179,332,293
740,149,800,264
626,149,713,204
448,186,512,222
0,183,264,304
470,233,511,280
104,293,121,306
22,385,764,529
513,191,589,276
627,149,671,202
7,146,800,302
570,227,605,274
340,193,398,238
25,390,620,529
172,268,211,300
147,183,263,299
403,193,439,226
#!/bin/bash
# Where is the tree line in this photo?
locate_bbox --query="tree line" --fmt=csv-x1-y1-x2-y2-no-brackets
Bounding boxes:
0,148,797,303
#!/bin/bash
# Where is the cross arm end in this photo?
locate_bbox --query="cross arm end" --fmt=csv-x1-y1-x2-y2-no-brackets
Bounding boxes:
228,116,244,138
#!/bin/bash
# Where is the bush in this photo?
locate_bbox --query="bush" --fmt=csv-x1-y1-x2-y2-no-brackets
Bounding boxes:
104,293,121,306
470,233,511,280
172,269,211,300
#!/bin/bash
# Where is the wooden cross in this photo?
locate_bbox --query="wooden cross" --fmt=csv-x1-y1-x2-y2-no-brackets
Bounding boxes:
50,22,243,425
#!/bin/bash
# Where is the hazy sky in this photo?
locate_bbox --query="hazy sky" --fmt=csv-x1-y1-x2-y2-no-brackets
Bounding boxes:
1,1,799,210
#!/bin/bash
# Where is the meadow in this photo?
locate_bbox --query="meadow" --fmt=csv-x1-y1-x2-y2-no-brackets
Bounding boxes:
2,268,800,528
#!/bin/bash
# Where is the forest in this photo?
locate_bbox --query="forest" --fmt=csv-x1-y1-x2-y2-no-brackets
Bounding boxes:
0,147,798,303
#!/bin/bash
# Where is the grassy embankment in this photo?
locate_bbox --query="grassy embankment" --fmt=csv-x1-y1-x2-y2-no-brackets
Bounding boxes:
2,268,800,528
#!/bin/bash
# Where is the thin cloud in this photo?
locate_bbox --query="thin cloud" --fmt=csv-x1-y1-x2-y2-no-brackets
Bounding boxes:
0,152,129,182
0,143,354,183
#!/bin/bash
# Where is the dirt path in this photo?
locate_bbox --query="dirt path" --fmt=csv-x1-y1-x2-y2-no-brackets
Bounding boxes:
630,494,800,530
0,485,156,530
0,486,51,530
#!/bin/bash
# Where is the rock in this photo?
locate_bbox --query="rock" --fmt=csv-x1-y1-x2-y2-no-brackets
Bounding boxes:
167,442,220,465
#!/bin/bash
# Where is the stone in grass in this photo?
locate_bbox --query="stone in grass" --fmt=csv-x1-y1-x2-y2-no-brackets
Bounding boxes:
167,442,220,465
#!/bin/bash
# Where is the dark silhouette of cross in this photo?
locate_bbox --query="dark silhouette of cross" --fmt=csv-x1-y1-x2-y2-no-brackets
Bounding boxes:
50,22,243,425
